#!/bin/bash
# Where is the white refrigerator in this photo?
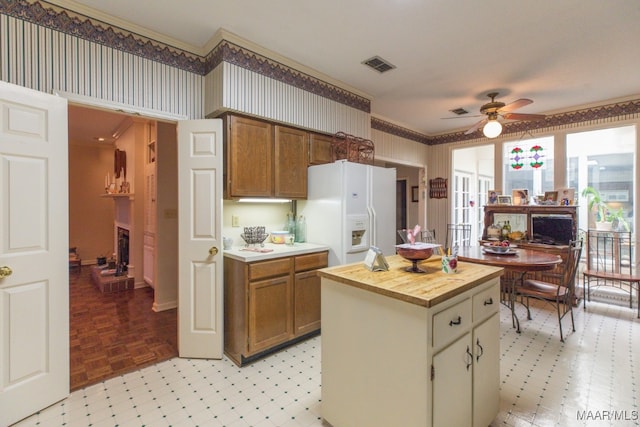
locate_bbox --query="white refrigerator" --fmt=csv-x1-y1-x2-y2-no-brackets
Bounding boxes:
299,160,396,266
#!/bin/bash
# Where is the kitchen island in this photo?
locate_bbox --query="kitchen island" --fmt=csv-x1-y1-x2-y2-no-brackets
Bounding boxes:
318,255,503,427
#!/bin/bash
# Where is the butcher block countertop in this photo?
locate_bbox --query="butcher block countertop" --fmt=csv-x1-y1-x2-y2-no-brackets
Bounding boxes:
317,254,503,308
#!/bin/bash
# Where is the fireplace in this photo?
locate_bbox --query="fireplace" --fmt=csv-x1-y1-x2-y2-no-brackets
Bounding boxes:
116,227,130,276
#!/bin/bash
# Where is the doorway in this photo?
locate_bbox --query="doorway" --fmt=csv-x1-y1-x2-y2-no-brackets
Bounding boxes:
396,179,407,244
451,144,495,242
68,105,178,390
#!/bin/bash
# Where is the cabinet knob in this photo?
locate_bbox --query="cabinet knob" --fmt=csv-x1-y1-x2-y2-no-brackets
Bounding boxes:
209,247,219,256
0,266,12,279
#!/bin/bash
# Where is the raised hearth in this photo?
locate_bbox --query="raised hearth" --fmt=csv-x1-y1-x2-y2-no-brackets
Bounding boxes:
91,266,134,293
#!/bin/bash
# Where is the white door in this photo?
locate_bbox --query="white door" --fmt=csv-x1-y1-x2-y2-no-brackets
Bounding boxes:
0,81,69,425
177,119,224,358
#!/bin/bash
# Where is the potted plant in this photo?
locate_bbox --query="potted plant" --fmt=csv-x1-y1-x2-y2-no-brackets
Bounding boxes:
580,186,630,231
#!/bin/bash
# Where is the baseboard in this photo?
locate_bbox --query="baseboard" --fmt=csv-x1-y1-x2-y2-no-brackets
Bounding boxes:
153,300,177,312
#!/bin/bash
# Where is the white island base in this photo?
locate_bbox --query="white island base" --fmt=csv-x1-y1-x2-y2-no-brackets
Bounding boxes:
319,256,501,427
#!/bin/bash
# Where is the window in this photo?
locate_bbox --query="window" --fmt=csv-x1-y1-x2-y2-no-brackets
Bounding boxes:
566,125,636,232
503,136,554,199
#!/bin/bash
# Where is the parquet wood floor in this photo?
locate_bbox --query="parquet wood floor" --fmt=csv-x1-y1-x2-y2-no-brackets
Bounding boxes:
69,267,177,391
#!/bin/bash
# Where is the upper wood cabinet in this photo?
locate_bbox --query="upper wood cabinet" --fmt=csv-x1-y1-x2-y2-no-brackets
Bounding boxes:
224,114,311,199
308,133,334,165
274,125,308,198
226,115,273,197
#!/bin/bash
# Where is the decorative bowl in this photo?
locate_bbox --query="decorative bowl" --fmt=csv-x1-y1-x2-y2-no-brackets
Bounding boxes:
240,233,269,247
508,231,524,241
270,230,289,244
483,242,510,253
395,242,441,273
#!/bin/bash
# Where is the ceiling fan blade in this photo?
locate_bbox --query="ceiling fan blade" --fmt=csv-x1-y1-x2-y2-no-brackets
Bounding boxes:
498,98,533,113
441,114,483,119
502,112,546,121
464,118,487,135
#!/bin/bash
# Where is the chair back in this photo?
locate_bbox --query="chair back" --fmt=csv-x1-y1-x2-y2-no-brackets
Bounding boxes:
420,229,437,244
586,229,633,276
445,223,472,250
562,239,584,290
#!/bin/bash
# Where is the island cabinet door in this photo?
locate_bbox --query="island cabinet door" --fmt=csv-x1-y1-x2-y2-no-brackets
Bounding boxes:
248,275,293,354
432,332,473,427
472,313,500,427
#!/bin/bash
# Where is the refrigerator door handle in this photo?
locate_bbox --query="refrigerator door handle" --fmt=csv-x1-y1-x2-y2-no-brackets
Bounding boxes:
367,205,376,247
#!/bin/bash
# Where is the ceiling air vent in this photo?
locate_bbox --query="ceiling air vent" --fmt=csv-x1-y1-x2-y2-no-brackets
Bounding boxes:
362,56,396,73
449,108,469,115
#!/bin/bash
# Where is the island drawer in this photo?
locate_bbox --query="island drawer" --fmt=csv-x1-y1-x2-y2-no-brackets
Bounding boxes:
249,258,291,280
294,251,328,272
432,298,472,349
472,281,500,322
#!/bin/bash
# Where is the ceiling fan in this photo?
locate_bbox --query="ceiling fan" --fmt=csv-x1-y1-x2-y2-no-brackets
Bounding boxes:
452,92,546,138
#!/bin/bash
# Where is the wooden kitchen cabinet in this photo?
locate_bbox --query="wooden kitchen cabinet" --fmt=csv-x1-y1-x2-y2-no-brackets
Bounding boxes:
274,125,308,198
224,114,310,199
248,274,292,354
226,115,273,197
224,250,328,366
308,132,334,165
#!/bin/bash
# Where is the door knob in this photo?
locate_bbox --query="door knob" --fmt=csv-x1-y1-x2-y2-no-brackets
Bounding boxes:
0,266,12,278
209,247,219,256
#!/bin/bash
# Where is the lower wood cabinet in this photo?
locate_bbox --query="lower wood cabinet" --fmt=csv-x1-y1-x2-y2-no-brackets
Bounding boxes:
224,250,328,366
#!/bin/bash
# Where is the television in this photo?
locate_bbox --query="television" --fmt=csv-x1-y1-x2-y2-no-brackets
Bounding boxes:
531,216,574,245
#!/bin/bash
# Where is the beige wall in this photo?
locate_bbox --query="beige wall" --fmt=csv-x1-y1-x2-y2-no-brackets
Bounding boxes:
154,122,179,311
68,142,115,263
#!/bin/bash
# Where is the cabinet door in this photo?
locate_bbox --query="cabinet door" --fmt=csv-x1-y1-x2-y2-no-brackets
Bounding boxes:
293,270,321,336
274,125,308,198
309,133,333,165
432,332,472,427
473,313,500,427
248,275,292,354
228,115,273,197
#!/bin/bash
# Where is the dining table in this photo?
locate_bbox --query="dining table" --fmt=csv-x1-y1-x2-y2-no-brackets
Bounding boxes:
457,245,562,333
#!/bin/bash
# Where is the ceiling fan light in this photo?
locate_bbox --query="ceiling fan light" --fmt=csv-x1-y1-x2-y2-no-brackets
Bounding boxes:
483,120,502,138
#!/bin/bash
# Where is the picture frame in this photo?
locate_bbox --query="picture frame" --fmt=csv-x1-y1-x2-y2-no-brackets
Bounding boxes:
511,189,529,205
411,186,419,202
544,191,559,202
487,190,500,205
497,195,512,205
557,187,575,205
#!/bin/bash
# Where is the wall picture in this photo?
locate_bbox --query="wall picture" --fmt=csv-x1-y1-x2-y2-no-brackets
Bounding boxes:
487,190,500,205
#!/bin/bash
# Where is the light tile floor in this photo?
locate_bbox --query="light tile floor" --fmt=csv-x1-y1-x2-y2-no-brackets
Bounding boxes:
13,298,639,427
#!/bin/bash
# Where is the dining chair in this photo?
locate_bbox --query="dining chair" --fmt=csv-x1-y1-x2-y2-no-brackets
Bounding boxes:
514,239,583,342
420,229,437,244
445,223,472,250
583,229,640,318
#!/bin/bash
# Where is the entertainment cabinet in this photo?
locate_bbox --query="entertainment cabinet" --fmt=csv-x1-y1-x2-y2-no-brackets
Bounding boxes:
483,205,577,242
482,205,578,287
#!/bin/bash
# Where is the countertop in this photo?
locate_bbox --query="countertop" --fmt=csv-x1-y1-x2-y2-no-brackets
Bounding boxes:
223,242,330,262
317,254,503,307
